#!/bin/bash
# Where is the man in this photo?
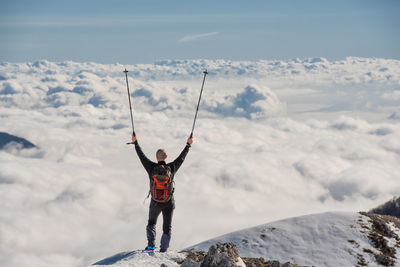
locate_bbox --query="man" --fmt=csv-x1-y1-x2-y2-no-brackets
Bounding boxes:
131,134,193,252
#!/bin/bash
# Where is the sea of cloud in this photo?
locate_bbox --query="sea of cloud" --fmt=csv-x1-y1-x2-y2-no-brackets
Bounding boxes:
0,57,400,267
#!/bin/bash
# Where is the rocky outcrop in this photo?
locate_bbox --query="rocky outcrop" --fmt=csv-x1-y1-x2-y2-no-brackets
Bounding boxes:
179,242,244,267
200,242,244,267
241,258,302,267
360,212,400,266
179,242,306,267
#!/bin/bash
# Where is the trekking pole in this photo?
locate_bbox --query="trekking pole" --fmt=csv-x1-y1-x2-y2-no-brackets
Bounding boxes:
190,70,208,138
123,69,136,145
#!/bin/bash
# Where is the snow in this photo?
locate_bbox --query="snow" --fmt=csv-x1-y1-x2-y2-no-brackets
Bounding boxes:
1,57,400,267
92,250,185,267
388,222,400,261
91,212,399,266
187,212,386,267
90,249,247,267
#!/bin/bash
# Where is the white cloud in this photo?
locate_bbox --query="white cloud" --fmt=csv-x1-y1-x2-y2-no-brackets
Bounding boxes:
0,57,400,267
178,32,219,43
381,90,400,100
204,85,285,119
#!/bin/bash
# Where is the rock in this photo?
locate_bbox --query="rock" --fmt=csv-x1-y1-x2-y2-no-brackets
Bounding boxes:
180,243,306,267
375,253,394,266
179,249,207,266
241,257,269,267
200,242,244,267
180,259,201,267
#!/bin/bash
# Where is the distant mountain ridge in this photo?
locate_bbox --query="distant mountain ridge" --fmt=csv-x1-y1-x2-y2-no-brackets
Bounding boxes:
370,196,400,218
0,132,36,149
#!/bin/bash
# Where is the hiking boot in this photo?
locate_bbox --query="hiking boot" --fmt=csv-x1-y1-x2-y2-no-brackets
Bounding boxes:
160,248,167,253
144,245,155,251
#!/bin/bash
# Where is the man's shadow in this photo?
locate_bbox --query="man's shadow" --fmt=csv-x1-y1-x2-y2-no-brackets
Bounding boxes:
92,251,148,265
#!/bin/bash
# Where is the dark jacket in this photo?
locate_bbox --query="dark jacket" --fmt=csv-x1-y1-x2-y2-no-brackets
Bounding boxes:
134,141,190,182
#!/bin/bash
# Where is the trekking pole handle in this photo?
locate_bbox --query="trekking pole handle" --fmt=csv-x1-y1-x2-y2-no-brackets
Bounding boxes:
126,131,136,145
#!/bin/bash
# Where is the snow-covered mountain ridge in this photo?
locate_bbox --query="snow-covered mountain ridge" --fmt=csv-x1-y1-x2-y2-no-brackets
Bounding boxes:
188,211,400,267
92,211,400,266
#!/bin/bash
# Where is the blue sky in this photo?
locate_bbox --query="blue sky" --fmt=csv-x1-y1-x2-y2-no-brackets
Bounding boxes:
0,0,399,64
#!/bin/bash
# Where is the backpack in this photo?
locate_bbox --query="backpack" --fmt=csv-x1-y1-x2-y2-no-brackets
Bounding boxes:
150,165,174,202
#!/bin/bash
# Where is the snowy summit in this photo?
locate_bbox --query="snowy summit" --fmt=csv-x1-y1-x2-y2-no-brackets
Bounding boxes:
92,211,400,266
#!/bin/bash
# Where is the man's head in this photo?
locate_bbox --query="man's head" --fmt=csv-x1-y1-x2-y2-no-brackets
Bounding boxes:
156,149,167,162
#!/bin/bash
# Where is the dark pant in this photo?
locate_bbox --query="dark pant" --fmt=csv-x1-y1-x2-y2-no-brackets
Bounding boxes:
146,199,175,250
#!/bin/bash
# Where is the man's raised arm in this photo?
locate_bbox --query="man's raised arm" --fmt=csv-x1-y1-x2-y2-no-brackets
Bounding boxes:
132,134,153,174
172,136,193,173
